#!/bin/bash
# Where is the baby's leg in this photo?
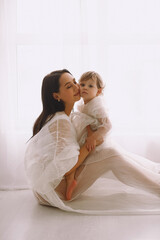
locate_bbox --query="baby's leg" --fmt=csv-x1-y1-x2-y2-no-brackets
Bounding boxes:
65,170,77,200
55,165,85,200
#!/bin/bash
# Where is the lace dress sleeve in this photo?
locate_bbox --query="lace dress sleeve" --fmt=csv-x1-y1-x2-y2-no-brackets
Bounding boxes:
92,107,112,134
85,96,112,134
25,115,79,194
71,112,99,142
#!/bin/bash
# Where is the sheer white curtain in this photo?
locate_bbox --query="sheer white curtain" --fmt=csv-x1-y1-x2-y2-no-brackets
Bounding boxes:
0,0,160,189
0,0,25,189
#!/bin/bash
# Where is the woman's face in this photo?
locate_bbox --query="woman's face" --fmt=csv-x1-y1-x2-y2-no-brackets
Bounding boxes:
56,72,80,105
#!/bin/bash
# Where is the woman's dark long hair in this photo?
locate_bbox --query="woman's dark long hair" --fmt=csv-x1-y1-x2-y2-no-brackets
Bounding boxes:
32,69,71,137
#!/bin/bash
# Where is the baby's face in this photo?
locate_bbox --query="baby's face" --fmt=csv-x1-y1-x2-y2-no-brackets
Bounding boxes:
79,78,101,104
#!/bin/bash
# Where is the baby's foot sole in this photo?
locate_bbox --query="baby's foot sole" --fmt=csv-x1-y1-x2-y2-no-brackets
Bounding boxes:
66,180,77,201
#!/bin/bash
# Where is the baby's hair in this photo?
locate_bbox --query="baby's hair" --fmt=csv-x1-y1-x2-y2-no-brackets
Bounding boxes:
79,71,105,91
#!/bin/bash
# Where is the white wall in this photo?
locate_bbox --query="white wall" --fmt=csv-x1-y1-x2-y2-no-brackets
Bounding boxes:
0,0,160,188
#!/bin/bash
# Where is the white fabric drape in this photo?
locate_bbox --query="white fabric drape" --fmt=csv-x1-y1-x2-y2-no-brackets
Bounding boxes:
0,0,28,189
0,0,160,189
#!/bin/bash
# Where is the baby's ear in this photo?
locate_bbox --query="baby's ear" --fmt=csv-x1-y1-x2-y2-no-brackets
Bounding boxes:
96,88,102,96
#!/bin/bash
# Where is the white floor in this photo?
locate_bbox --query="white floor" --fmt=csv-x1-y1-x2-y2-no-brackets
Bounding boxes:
1,190,160,240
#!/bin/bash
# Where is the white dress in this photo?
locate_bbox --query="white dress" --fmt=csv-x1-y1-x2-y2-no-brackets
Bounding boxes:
71,96,118,164
25,105,160,215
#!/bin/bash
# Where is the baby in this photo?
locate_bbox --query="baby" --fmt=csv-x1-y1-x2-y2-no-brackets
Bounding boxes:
65,71,112,200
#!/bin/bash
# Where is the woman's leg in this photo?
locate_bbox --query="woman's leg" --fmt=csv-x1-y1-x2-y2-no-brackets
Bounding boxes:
71,154,160,200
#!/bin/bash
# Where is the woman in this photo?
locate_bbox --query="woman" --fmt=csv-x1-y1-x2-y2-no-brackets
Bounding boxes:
25,69,99,211
25,69,160,214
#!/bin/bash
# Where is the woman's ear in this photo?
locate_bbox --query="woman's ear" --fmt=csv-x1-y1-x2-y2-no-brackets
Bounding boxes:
96,88,102,96
53,92,60,101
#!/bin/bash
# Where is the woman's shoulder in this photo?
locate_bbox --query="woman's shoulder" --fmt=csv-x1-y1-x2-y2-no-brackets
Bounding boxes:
27,112,71,144
38,112,71,134
47,111,70,124
55,111,70,120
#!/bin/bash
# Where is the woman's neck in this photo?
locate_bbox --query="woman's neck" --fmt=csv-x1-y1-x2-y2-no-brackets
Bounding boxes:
64,104,74,116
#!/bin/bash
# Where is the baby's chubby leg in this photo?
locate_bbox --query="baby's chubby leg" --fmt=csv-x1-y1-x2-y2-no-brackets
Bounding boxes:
55,165,85,201
65,170,77,200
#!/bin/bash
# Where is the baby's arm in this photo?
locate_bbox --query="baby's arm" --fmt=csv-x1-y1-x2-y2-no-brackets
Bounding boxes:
86,117,112,152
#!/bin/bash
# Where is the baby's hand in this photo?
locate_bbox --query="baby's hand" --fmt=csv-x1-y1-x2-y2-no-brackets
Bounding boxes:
86,136,96,152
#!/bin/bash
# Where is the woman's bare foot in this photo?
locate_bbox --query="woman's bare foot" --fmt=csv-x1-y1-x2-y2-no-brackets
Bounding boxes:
66,179,77,201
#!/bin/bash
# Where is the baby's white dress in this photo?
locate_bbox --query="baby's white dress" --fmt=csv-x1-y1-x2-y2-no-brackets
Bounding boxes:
25,102,160,215
71,96,118,164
